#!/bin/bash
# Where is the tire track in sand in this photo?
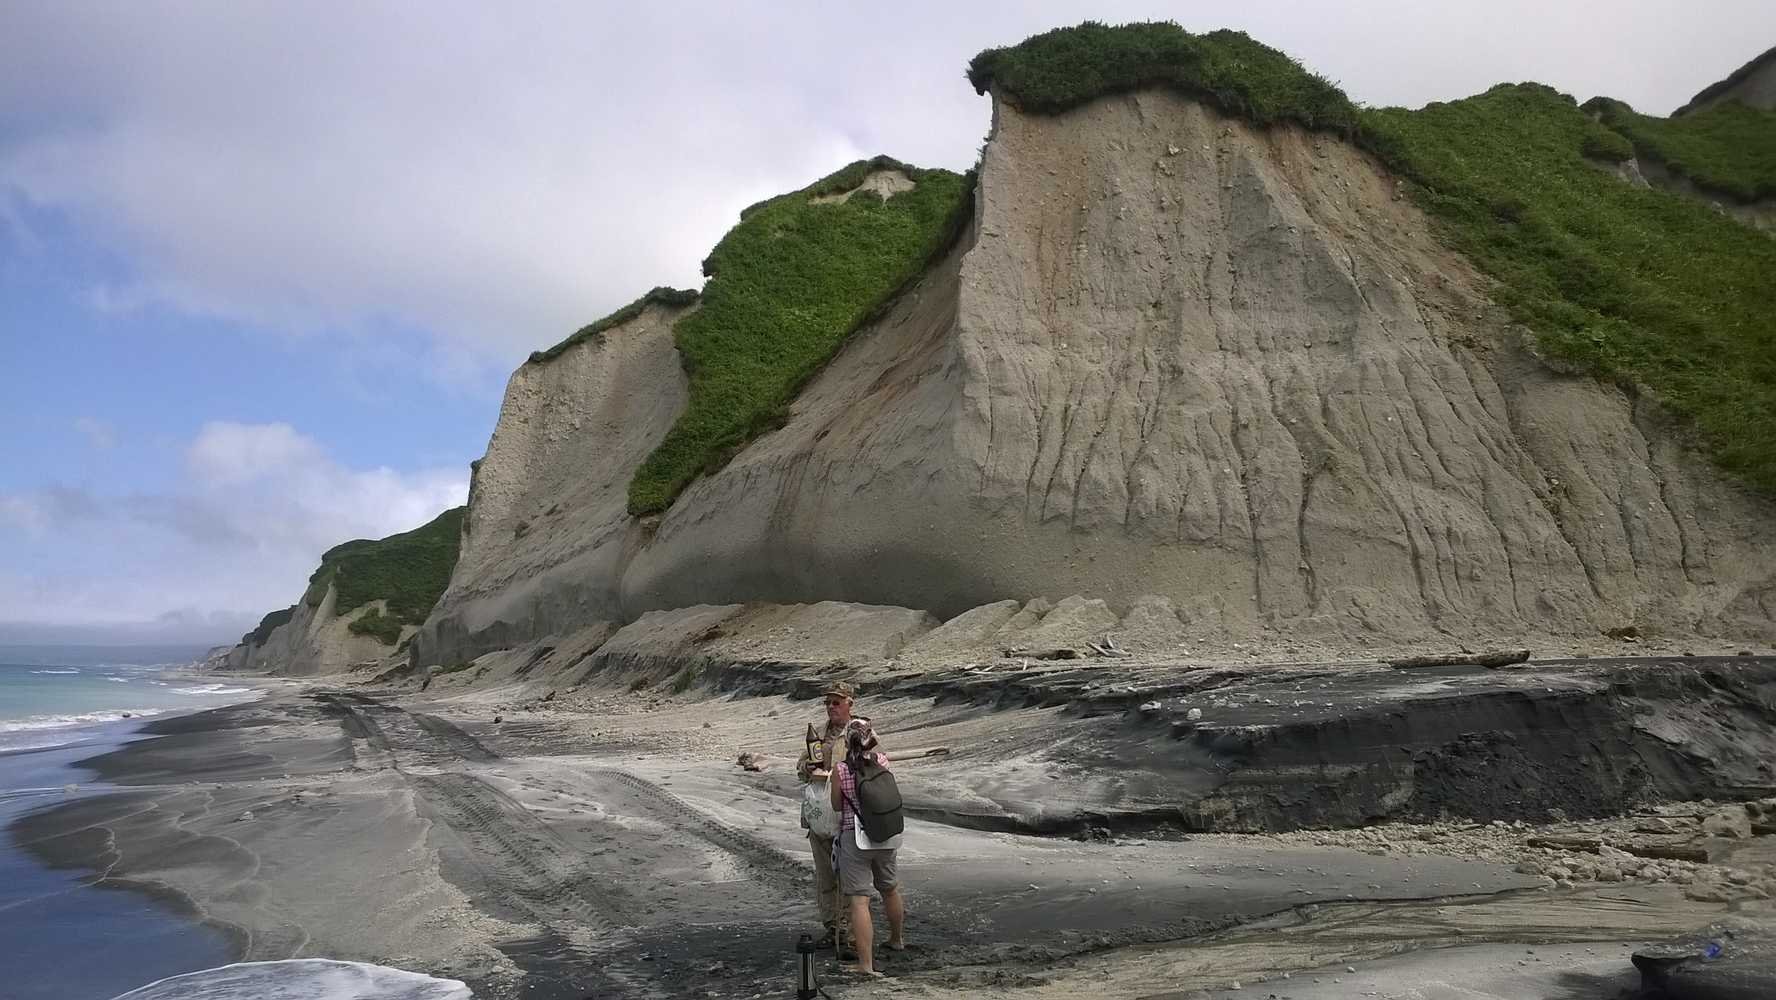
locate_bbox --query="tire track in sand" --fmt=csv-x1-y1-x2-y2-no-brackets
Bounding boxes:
313,693,665,997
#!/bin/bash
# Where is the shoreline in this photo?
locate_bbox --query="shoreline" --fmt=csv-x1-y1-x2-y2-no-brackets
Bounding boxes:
10,672,1771,998
0,716,242,1000
0,666,301,1000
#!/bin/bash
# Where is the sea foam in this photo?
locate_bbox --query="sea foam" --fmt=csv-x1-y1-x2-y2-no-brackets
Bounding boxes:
0,710,168,733
172,684,253,696
111,959,472,1000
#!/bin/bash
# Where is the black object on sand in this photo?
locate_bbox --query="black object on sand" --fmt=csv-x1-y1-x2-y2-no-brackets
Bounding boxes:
796,932,820,999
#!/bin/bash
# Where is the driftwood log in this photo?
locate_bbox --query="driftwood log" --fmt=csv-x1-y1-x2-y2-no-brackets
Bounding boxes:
1525,834,1711,864
1003,646,1082,661
894,746,952,761
1388,649,1531,670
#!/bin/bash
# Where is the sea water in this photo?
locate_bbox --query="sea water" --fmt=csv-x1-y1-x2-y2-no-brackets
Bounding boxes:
0,645,255,752
0,648,473,999
0,647,249,999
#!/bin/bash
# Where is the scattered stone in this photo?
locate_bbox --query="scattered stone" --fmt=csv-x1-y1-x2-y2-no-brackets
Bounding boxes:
736,752,767,772
1186,708,1203,721
1388,649,1530,669
493,715,503,724
237,811,254,822
1139,700,1163,714
1703,806,1752,839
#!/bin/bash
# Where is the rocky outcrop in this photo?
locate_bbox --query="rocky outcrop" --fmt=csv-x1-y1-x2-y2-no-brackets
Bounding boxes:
414,88,1776,668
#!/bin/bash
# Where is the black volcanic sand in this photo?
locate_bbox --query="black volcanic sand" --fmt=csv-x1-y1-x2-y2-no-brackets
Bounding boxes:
10,658,1773,999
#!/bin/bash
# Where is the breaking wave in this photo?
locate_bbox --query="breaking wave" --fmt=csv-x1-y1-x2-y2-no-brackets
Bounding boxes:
111,959,472,1000
172,684,253,696
0,710,168,733
29,669,80,675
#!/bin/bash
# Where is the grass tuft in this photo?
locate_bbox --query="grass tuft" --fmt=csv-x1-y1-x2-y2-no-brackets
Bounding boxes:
967,22,1356,132
625,158,973,514
304,506,467,625
1360,85,1776,490
241,606,295,647
1583,96,1776,202
347,606,404,645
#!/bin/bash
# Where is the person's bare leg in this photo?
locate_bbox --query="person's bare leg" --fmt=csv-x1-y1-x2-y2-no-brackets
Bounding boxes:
847,895,877,974
882,887,905,949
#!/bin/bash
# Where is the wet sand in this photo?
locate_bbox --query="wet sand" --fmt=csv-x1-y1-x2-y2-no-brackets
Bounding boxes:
9,681,1770,998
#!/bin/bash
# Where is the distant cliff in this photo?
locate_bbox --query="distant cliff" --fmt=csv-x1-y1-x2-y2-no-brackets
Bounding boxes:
210,507,465,675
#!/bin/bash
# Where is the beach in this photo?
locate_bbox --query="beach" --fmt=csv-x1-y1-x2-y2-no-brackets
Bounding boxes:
0,651,277,1000
11,667,1774,999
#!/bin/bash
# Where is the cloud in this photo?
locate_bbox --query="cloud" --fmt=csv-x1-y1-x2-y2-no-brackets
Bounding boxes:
6,2,1763,372
0,421,466,637
73,416,116,449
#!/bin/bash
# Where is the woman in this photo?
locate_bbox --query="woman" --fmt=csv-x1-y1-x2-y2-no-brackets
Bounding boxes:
829,717,906,976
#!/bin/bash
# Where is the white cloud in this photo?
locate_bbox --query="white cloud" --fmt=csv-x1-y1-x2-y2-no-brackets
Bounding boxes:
5,2,1767,372
0,421,466,634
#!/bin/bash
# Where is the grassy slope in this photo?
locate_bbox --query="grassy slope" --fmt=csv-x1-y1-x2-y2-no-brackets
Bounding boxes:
973,22,1776,493
304,506,467,644
1584,96,1776,202
967,21,1354,131
625,155,972,515
241,606,295,648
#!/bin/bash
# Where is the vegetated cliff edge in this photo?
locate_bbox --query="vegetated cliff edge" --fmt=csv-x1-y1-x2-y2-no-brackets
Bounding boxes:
1675,44,1776,115
411,26,1776,669
210,506,465,675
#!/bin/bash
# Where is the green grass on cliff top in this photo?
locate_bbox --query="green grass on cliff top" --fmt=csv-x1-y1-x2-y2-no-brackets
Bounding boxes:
967,21,1356,132
240,605,295,647
623,155,972,515
1583,96,1776,202
303,506,466,637
528,286,699,365
977,22,1776,493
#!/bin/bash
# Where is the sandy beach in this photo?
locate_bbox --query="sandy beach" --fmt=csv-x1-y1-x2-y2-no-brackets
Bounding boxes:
10,661,1775,999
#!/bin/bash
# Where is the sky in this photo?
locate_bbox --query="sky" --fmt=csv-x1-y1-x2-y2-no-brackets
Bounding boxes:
3,2,1772,646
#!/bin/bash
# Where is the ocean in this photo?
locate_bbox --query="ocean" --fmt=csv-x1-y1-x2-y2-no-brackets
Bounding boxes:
0,647,251,999
0,645,256,753
0,647,469,1000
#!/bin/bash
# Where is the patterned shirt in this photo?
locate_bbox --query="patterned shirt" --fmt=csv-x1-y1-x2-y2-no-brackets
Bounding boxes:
833,753,891,834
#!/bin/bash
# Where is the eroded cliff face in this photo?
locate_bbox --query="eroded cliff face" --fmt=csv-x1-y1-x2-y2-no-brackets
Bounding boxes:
414,89,1776,667
413,301,690,665
215,584,398,676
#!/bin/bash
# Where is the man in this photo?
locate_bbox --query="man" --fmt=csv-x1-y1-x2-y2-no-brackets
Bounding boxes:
795,681,857,951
